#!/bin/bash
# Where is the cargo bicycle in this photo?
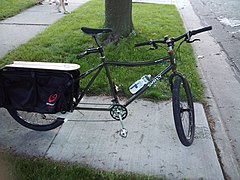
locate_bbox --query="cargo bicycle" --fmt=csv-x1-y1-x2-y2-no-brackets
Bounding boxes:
0,26,212,146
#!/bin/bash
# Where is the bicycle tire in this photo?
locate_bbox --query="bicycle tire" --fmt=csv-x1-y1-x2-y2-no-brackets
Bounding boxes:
7,107,64,131
172,76,195,146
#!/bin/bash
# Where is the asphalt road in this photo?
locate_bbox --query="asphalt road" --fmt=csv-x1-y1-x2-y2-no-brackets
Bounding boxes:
191,0,240,77
190,0,240,177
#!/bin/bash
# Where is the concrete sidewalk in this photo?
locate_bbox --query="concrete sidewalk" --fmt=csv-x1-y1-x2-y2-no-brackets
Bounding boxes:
0,97,223,179
0,0,224,179
0,0,89,58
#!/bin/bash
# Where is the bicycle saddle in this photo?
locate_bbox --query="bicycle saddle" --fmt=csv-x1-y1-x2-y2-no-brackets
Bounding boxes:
81,27,112,35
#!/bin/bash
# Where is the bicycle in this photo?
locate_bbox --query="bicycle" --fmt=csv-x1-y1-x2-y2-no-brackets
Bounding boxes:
1,26,212,146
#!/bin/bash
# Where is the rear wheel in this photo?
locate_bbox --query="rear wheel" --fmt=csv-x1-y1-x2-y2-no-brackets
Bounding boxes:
172,76,195,146
7,107,64,131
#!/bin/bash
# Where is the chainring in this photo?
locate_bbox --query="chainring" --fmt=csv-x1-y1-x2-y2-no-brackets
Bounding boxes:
110,104,128,120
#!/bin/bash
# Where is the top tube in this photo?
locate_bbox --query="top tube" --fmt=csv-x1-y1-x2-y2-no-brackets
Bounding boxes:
105,56,170,67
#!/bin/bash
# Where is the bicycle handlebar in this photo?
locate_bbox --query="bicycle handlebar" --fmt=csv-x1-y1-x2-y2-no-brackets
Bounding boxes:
134,39,165,47
76,52,86,59
190,26,212,36
135,26,212,47
77,26,212,59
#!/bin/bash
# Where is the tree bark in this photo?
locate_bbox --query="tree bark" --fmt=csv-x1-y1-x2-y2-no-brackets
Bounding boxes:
105,0,133,42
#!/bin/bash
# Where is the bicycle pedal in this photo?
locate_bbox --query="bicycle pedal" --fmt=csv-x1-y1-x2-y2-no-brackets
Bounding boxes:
119,128,128,138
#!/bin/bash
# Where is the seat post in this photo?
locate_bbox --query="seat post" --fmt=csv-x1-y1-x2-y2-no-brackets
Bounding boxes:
93,35,105,59
93,35,101,47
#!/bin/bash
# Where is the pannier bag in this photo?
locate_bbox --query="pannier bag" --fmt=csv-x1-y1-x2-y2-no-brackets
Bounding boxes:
0,61,80,114
0,75,6,107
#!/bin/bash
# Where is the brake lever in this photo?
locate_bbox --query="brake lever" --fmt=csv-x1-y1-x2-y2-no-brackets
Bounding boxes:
186,38,200,43
149,42,158,50
149,47,156,50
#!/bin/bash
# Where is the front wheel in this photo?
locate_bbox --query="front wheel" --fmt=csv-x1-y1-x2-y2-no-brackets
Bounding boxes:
7,107,64,131
172,76,195,146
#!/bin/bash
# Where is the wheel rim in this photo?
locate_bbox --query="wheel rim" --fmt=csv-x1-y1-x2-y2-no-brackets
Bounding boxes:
16,111,59,126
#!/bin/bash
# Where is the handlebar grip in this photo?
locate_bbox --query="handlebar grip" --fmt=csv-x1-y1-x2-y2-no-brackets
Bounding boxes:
191,26,212,36
134,41,152,47
76,53,85,59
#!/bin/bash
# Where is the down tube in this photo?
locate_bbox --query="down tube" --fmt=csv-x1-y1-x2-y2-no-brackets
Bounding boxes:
123,64,173,107
124,84,150,107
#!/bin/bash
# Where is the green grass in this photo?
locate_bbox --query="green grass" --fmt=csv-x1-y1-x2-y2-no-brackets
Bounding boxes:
0,0,37,20
1,152,163,180
0,0,204,101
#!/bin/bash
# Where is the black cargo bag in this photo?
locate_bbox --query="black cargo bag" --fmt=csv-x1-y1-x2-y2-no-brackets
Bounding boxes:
0,75,7,107
0,67,80,114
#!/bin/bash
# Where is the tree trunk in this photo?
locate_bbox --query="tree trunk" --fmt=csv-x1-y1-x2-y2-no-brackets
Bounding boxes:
105,0,133,42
